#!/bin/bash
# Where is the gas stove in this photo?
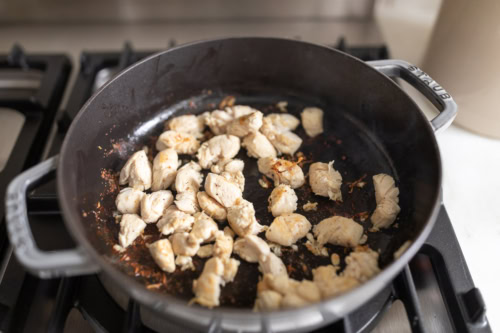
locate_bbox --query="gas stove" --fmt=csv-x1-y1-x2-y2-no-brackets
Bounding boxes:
0,42,491,333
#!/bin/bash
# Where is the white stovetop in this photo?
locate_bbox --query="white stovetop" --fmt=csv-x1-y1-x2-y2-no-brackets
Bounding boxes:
437,125,500,330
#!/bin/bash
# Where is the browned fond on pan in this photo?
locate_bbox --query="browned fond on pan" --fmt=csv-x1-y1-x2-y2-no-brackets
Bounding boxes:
90,94,410,309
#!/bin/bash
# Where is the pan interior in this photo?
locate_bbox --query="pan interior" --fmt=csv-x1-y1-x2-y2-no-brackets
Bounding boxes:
73,90,415,308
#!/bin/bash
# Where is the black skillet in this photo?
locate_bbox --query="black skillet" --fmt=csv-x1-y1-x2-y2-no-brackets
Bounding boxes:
6,37,456,332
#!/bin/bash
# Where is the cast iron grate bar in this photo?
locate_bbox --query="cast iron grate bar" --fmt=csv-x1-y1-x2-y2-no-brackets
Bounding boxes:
393,266,425,333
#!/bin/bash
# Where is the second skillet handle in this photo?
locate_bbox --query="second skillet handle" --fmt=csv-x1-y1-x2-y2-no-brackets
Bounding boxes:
5,155,100,278
367,59,458,134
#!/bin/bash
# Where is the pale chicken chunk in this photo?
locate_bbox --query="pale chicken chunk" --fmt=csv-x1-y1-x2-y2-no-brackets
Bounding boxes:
227,199,265,237
265,213,311,246
233,235,270,263
242,131,277,159
175,255,195,271
221,258,240,284
221,170,245,192
371,174,400,229
119,150,152,191
197,191,227,222
170,232,200,257
148,239,175,273
192,257,225,307
210,158,244,174
197,244,214,258
204,173,242,208
258,157,305,189
115,187,145,214
151,148,178,191
301,107,324,137
226,111,263,137
118,214,146,248
342,247,380,282
174,161,203,193
312,265,359,298
140,190,174,223
189,212,219,244
260,117,302,155
268,184,298,217
309,161,342,201
166,115,204,138
254,290,283,311
313,216,363,248
225,105,256,119
213,230,234,259
174,190,200,214
265,113,300,131
196,135,241,169
259,252,287,276
156,130,200,155
204,110,233,135
156,206,195,236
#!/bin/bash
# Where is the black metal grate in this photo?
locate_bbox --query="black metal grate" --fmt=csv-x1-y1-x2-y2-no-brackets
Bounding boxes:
0,42,491,333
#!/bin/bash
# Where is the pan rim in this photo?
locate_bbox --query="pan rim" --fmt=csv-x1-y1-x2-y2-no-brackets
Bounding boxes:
57,36,442,322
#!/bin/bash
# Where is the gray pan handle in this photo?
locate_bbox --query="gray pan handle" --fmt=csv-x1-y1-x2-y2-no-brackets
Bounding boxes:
5,155,100,278
367,59,457,134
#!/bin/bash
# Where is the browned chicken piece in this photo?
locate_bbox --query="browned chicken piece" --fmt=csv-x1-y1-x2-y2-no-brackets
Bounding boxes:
174,161,203,193
312,265,359,298
170,232,200,257
189,212,219,244
257,157,305,189
309,161,342,201
166,114,205,139
119,150,152,191
118,214,147,248
156,206,195,236
196,135,241,169
151,148,178,191
227,199,265,237
226,110,263,137
342,246,380,282
371,173,400,229
204,173,243,208
197,191,227,222
265,213,311,246
313,216,363,248
156,130,200,155
260,117,302,155
268,184,298,217
242,131,277,159
148,239,176,273
140,190,174,223
174,190,200,214
300,107,324,137
115,187,145,215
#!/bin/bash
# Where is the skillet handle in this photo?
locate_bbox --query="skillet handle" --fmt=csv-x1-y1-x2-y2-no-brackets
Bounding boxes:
5,156,100,278
367,59,457,134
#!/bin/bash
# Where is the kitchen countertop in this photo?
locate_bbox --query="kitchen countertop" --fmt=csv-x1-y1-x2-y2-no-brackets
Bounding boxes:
0,21,498,331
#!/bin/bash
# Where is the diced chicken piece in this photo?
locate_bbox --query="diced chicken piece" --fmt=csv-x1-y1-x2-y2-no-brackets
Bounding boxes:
213,230,234,259
371,174,400,229
170,232,200,257
227,200,265,237
189,212,219,244
197,244,214,258
204,110,233,135
166,115,205,138
254,290,283,311
242,131,277,159
342,247,380,282
312,265,359,298
119,150,152,191
259,274,295,295
118,214,146,248
305,232,329,257
196,135,240,169
115,187,145,214
174,161,203,193
258,157,305,189
148,239,175,273
221,171,245,192
268,184,298,217
140,190,174,223
197,191,227,222
175,190,200,214
301,107,324,137
226,105,256,119
223,226,235,238
265,213,311,246
303,201,318,211
175,255,195,271
276,101,288,112
265,114,300,131
373,173,399,205
309,161,342,201
296,280,322,303
233,235,270,263
204,173,242,208
192,257,224,307
156,206,195,236
156,130,200,155
210,158,244,174
226,111,263,137
259,252,287,276
151,148,178,191
221,258,240,284
260,117,302,155
313,216,363,248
